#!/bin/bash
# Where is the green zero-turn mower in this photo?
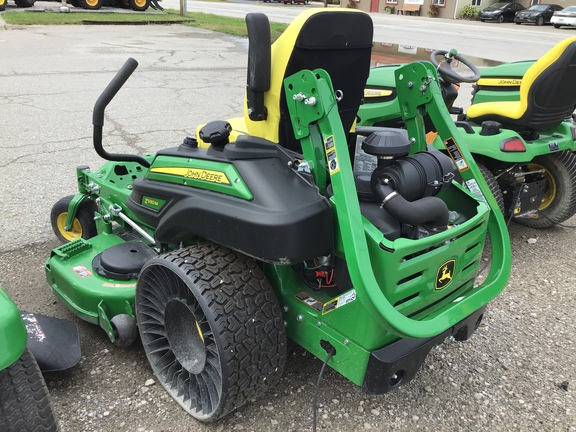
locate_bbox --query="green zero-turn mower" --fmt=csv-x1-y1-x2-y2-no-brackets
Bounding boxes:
46,9,511,422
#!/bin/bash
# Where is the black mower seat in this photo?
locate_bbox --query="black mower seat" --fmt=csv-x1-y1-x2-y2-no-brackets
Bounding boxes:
466,36,576,132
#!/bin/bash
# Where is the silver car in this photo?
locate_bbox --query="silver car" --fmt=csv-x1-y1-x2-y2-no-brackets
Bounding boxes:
551,5,576,28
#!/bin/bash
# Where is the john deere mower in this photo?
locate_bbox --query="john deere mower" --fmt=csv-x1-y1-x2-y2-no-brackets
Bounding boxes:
46,9,511,422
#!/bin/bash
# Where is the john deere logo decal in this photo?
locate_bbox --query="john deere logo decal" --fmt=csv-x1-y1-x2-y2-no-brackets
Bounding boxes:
436,260,455,290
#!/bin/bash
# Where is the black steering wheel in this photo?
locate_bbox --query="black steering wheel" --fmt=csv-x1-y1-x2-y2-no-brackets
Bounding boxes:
429,49,480,84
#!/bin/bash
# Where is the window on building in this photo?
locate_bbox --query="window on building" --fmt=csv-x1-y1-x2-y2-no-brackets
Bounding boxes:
471,0,481,5
431,0,446,5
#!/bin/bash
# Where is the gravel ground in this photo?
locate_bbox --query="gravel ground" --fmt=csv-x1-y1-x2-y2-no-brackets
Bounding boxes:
1,220,575,431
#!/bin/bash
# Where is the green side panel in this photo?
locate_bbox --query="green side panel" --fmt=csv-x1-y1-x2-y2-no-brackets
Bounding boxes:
146,156,253,200
45,235,139,325
478,60,534,78
437,121,576,162
360,65,401,126
473,60,535,104
265,265,384,386
0,288,27,370
472,90,521,104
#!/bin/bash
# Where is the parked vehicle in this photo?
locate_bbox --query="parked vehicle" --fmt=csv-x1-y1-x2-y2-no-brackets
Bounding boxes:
480,2,525,22
551,5,576,28
67,0,150,11
0,0,34,11
45,9,511,422
357,38,576,229
514,3,563,25
0,288,58,432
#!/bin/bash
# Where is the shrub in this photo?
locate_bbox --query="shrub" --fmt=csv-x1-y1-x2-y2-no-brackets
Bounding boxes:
460,5,480,19
428,4,439,15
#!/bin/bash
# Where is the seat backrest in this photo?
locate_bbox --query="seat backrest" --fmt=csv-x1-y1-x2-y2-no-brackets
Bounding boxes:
244,10,374,151
517,36,576,131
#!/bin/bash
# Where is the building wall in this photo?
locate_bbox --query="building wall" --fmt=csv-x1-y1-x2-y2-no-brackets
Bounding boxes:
345,0,576,20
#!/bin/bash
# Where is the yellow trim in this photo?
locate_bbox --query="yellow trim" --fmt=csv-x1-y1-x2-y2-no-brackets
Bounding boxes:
467,36,576,120
528,162,556,210
476,78,522,87
149,167,231,185
364,89,393,98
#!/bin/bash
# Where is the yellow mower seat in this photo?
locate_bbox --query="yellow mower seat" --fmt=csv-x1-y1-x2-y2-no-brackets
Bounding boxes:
198,9,373,150
466,36,576,132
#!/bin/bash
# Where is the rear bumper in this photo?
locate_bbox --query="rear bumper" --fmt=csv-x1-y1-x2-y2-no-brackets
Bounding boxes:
362,306,486,394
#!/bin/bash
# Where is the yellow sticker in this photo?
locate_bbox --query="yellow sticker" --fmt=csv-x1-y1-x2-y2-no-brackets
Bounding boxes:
477,78,522,87
363,89,393,98
150,167,230,185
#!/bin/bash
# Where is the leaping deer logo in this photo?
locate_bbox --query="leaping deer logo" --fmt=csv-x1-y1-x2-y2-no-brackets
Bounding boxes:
436,260,455,290
439,265,452,283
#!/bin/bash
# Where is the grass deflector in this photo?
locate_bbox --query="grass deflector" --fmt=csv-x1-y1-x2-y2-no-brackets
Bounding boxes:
45,9,511,422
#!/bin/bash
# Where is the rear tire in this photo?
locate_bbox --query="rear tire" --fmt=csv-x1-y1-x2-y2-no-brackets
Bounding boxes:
14,0,35,7
478,163,505,216
0,348,58,432
50,195,98,243
131,0,149,11
136,242,286,422
514,151,576,229
535,17,544,26
77,0,102,9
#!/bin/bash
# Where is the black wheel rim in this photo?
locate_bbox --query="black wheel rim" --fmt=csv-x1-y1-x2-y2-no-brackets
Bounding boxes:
137,265,223,419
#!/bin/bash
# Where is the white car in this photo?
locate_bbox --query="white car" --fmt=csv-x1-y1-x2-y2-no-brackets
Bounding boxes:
551,5,576,28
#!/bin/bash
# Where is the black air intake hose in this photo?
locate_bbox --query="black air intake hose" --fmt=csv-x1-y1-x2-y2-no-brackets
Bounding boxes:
376,184,449,229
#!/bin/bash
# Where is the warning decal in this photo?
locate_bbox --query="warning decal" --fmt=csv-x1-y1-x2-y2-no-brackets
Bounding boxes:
295,292,323,312
321,289,357,315
444,138,469,172
294,289,357,315
324,135,340,175
72,265,92,278
465,179,488,207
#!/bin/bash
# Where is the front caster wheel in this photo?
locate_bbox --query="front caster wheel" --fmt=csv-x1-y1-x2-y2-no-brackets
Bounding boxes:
514,151,576,229
136,242,286,422
50,195,98,243
110,314,138,347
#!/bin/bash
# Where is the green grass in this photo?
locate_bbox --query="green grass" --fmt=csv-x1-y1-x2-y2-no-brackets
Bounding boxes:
2,8,288,40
